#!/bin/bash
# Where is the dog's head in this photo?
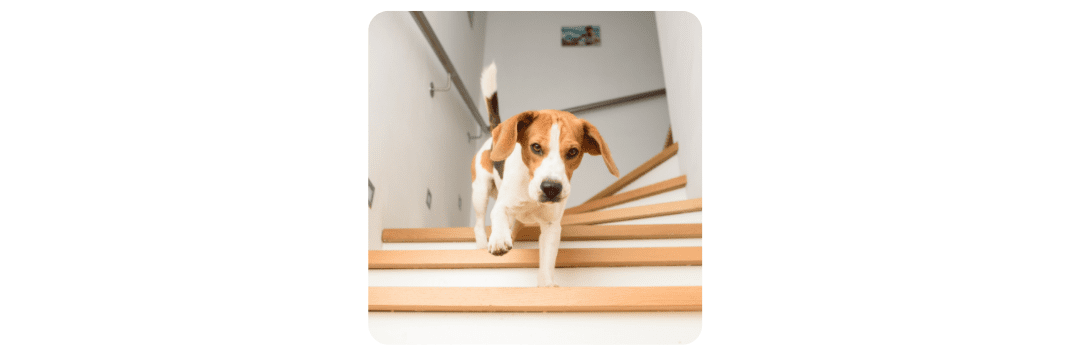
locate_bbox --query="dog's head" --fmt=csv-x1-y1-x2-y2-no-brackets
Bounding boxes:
489,109,619,203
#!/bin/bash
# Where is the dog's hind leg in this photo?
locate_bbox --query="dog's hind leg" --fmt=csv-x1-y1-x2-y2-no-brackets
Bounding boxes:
471,180,492,249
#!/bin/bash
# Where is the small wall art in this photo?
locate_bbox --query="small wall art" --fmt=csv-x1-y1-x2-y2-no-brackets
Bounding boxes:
562,25,601,47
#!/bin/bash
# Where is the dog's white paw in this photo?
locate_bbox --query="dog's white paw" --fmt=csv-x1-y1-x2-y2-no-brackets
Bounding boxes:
487,233,512,256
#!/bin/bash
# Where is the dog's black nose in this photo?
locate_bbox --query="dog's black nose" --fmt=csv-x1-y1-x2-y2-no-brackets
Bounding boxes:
540,180,562,200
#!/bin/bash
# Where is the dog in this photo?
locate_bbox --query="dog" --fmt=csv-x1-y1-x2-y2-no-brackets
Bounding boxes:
471,62,619,287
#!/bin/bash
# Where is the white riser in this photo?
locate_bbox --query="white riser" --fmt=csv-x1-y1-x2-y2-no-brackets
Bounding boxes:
600,211,703,225
619,155,681,193
370,266,701,287
601,187,689,211
382,238,701,250
369,311,701,345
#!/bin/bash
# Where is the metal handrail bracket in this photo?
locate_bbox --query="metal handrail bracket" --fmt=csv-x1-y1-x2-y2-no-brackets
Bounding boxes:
410,11,490,141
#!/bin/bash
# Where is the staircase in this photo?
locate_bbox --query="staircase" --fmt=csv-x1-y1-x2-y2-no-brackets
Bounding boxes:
369,143,702,344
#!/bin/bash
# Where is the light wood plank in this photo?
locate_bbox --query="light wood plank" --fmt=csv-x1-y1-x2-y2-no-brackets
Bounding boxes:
583,143,678,203
382,223,702,243
382,226,488,243
369,246,701,269
565,175,687,215
369,286,701,312
561,198,702,226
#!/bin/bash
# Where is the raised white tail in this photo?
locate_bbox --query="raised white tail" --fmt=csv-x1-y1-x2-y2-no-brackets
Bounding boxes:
481,62,500,129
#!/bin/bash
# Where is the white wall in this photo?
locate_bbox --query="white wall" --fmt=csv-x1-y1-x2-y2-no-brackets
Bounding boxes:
425,12,488,119
478,11,671,225
368,11,488,250
655,12,703,199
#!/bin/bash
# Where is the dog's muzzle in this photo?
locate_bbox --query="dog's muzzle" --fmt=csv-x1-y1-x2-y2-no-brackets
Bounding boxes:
539,180,563,202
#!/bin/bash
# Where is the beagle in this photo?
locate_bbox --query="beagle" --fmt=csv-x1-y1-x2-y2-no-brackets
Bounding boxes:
471,62,619,287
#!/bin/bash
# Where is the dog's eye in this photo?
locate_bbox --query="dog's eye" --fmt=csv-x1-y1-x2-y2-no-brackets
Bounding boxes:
531,143,542,155
566,148,579,159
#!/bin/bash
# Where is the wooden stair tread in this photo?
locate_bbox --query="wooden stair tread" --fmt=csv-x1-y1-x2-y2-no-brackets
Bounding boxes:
561,198,702,226
369,246,701,269
565,175,687,215
583,142,678,204
382,223,701,243
369,286,701,312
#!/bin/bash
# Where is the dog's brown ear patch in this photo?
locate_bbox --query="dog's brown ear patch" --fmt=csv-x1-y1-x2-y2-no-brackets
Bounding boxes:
580,119,619,177
490,111,536,162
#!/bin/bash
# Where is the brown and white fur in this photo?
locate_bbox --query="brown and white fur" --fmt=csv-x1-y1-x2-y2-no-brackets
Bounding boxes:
471,62,619,287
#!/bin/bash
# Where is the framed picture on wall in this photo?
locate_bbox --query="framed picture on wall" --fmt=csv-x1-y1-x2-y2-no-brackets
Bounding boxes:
562,25,600,46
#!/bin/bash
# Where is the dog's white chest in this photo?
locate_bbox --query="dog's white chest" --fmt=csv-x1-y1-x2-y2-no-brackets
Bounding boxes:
507,202,557,225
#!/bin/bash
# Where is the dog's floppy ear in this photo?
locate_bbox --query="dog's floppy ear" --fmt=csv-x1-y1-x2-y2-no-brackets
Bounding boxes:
579,119,619,177
490,111,536,161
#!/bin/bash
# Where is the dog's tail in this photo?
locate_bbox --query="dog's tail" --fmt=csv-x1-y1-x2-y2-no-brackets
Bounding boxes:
481,62,500,130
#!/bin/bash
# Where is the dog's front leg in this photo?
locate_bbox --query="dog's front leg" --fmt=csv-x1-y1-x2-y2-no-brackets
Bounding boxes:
537,221,562,287
487,201,513,256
